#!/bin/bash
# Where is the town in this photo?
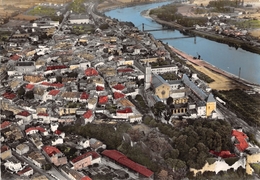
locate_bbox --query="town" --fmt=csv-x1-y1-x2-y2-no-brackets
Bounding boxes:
0,0,260,180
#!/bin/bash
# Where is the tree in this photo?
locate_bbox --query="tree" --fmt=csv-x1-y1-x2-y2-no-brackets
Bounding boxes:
152,101,166,117
166,97,173,106
56,76,62,83
17,86,25,98
25,90,34,99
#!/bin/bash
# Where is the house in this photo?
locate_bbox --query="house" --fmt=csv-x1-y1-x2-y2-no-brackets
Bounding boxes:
51,137,64,146
1,121,12,129
16,143,30,155
87,97,98,109
102,150,154,179
83,110,94,124
43,146,67,166
25,127,39,135
4,157,23,173
79,138,90,149
15,111,32,122
1,145,12,160
116,107,134,119
70,151,101,170
46,89,60,101
17,166,33,177
89,138,106,151
15,61,36,73
29,134,43,149
2,92,18,103
28,151,47,168
60,165,92,180
70,153,91,170
79,92,89,102
231,129,249,154
85,68,99,76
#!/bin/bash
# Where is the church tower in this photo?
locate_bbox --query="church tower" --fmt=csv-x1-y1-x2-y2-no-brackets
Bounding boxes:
144,64,152,90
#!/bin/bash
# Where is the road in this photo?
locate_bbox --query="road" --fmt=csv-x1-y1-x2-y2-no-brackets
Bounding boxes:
217,102,260,144
12,151,55,180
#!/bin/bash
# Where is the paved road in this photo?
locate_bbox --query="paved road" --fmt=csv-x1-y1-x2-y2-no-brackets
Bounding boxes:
12,151,55,180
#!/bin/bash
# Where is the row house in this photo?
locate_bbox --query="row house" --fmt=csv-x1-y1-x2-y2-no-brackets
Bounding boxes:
70,151,101,170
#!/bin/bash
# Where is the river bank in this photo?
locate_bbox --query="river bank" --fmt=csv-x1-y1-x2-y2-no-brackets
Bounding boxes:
149,14,260,55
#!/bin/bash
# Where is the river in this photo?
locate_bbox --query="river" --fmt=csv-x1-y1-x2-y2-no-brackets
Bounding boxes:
104,1,260,85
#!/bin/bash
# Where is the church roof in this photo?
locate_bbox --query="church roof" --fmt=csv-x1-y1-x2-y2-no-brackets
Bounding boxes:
207,93,216,103
151,74,169,88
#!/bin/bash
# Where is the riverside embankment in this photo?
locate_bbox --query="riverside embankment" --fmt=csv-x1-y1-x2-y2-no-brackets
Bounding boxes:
150,14,260,55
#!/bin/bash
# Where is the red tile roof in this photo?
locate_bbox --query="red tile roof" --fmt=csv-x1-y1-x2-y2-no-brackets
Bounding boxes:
1,121,11,129
41,82,64,88
25,84,34,90
81,176,92,180
209,150,236,158
232,130,249,152
17,166,32,176
17,110,31,117
113,92,125,99
48,89,60,96
2,92,16,100
43,145,61,157
46,65,67,71
98,95,108,104
117,107,132,114
102,150,154,178
54,130,62,135
85,68,98,76
83,110,93,119
36,126,46,133
10,54,21,61
25,127,38,134
71,153,91,164
38,112,49,116
80,92,89,100
117,68,134,73
96,85,104,91
112,84,125,91
1,145,10,153
83,151,100,160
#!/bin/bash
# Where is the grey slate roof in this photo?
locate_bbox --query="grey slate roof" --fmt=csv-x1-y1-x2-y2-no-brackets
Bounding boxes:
182,74,207,101
152,74,169,88
207,93,216,103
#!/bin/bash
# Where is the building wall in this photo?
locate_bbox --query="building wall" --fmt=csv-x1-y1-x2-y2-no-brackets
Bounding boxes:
246,153,260,175
206,101,216,117
72,156,92,170
174,97,188,104
151,66,178,74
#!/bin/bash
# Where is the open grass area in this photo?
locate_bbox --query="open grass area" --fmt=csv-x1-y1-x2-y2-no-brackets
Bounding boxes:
0,31,11,42
232,19,260,29
28,6,56,16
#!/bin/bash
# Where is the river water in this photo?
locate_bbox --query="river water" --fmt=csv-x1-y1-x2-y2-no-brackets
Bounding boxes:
105,1,260,85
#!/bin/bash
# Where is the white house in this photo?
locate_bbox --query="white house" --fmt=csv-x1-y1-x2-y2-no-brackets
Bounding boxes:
16,144,30,155
151,65,178,75
4,158,23,173
51,137,63,146
15,111,32,123
79,138,90,149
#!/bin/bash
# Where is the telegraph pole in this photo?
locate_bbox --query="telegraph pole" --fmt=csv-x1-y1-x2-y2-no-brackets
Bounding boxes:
142,23,144,32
